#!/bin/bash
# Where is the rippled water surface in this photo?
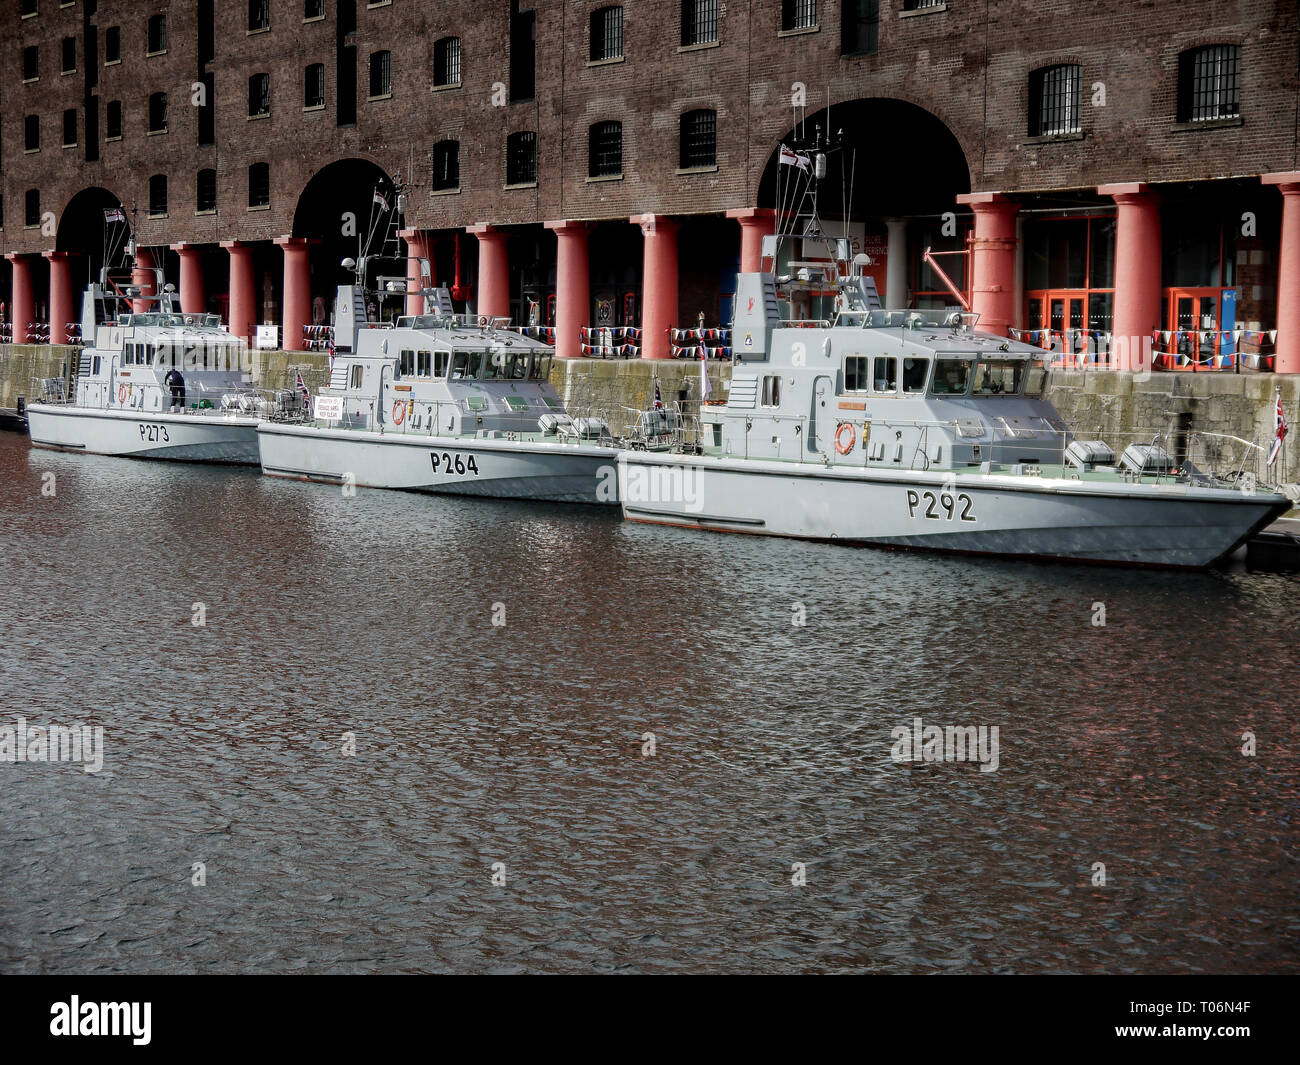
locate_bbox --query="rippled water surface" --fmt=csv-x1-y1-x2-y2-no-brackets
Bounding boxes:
1,432,1297,973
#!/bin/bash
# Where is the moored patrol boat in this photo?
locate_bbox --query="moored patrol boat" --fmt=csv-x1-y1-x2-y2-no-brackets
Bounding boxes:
256,267,619,503
25,266,261,463
617,147,1290,568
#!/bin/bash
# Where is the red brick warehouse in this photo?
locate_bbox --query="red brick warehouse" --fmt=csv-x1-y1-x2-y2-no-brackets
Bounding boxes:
2,1,1298,369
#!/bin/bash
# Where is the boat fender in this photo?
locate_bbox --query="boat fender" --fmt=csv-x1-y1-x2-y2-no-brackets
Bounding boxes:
392,400,406,426
834,421,855,455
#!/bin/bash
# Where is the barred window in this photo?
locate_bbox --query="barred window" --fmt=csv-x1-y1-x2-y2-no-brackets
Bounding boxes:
433,140,460,191
149,174,168,216
106,100,122,139
305,0,325,18
197,169,217,212
1029,64,1081,136
902,0,945,8
148,91,168,132
506,131,537,186
26,189,40,228
679,109,716,169
249,162,270,208
24,114,39,152
248,73,270,116
781,0,817,31
588,121,622,177
305,63,325,108
147,14,167,54
590,6,623,62
369,50,391,98
841,0,878,56
248,0,270,32
434,37,461,87
681,0,718,46
1178,45,1240,122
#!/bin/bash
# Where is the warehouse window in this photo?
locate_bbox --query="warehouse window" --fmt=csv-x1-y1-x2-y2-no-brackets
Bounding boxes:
679,109,716,169
509,3,534,101
61,35,76,72
147,14,167,54
148,91,168,132
63,108,77,146
781,0,817,31
589,121,622,177
149,174,168,216
1029,64,1081,136
305,63,325,108
105,26,120,63
26,189,40,228
368,50,390,98
248,73,270,116
248,0,269,31
1178,45,1240,122
590,6,623,62
249,162,269,208
106,100,122,139
902,0,945,8
197,169,217,212
25,114,40,151
432,140,459,191
23,45,38,81
21,0,37,16
506,130,537,185
305,0,325,18
434,37,460,87
681,0,718,46
841,0,877,56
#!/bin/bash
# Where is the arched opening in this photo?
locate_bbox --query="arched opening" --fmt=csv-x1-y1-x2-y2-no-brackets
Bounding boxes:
293,157,402,319
756,98,972,308
55,186,129,297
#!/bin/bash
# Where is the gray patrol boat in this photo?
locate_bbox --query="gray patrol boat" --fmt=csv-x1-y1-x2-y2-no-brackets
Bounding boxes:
618,156,1289,568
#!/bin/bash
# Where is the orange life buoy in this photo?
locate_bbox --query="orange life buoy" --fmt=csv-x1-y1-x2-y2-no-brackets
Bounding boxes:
118,384,128,404
392,400,406,425
834,421,855,455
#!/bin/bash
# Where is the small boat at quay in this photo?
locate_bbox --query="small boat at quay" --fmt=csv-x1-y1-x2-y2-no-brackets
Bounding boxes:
256,268,620,504
25,267,262,464
617,142,1291,568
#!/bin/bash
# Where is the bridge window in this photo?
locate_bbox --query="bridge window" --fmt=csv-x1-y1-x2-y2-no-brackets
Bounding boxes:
399,349,415,375
972,360,1025,396
931,359,972,396
434,351,450,378
872,356,898,394
417,351,432,377
843,355,869,392
902,357,929,393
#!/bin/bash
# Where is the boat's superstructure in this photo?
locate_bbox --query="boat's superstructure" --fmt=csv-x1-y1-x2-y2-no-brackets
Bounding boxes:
26,267,262,463
618,141,1290,567
257,280,619,502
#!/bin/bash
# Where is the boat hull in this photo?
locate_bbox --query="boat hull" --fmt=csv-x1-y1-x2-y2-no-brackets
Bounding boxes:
257,423,620,504
617,453,1291,568
26,404,260,464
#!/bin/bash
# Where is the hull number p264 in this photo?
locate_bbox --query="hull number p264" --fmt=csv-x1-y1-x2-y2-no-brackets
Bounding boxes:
430,451,479,476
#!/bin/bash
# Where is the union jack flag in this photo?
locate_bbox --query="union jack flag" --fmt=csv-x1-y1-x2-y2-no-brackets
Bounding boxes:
653,379,663,410
295,370,311,408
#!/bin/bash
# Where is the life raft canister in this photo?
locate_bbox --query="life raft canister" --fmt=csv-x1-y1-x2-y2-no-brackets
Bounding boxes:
834,421,855,455
392,400,406,426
